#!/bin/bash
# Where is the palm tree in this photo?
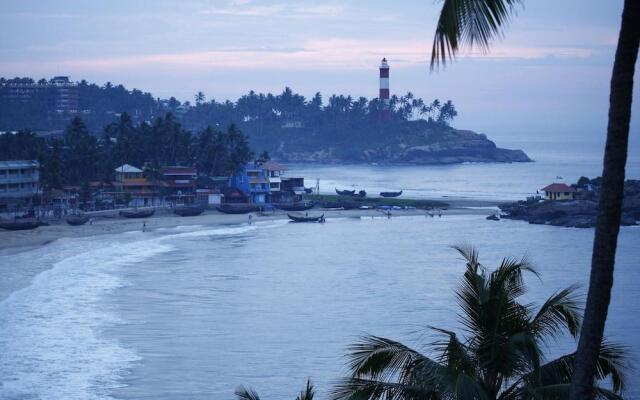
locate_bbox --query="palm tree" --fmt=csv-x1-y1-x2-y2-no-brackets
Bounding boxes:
429,2,639,398
235,379,315,400
333,246,627,400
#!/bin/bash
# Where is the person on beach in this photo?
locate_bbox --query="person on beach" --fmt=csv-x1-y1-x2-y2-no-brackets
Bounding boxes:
142,222,146,232
248,213,253,225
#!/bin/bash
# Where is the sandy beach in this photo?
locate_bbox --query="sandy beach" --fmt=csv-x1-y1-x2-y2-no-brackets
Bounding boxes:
0,201,499,253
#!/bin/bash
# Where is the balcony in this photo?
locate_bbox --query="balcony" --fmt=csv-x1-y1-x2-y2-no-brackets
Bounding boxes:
0,175,39,185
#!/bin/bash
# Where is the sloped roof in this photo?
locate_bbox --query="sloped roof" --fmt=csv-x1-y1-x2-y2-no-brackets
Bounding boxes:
542,183,576,192
261,161,288,171
114,164,142,173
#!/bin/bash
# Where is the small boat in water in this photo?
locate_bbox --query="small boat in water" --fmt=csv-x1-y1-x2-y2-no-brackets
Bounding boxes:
275,202,315,211
66,215,90,226
287,213,325,223
174,205,205,217
380,190,403,198
216,204,257,214
0,220,43,231
119,209,155,218
335,188,356,196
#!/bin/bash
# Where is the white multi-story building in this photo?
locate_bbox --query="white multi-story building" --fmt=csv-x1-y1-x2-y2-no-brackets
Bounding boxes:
0,160,40,207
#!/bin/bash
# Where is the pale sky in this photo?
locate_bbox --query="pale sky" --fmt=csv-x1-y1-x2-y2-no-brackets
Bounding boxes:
1,0,638,142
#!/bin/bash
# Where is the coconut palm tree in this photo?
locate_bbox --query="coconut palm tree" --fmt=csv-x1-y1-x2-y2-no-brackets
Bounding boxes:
235,379,315,400
429,2,639,398
333,246,627,400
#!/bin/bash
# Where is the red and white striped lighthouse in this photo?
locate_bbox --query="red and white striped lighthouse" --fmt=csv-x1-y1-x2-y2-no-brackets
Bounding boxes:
379,57,390,106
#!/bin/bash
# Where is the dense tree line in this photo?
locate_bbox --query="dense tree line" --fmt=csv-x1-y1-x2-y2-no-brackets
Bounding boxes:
1,78,458,159
0,113,253,191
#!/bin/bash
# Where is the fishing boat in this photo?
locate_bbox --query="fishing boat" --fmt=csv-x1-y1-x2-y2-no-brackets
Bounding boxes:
174,205,205,217
216,204,257,214
66,215,90,226
0,220,43,231
354,190,367,198
287,213,325,223
335,188,356,196
119,209,155,218
379,190,403,198
275,202,315,211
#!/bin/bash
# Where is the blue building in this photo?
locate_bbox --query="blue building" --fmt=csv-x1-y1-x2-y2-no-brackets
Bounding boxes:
226,161,304,204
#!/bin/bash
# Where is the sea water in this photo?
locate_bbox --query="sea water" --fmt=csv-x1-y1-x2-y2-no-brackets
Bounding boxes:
289,139,640,201
1,138,639,399
0,216,639,399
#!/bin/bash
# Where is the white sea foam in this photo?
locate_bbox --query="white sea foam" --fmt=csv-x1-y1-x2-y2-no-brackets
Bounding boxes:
0,237,173,400
0,220,288,399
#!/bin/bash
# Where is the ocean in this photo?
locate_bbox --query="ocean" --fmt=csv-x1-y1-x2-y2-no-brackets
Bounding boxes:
0,138,639,399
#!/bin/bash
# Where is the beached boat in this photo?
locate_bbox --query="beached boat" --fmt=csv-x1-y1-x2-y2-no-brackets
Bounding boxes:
0,220,43,231
275,202,315,211
380,190,403,198
174,205,205,217
119,209,155,218
216,204,257,214
66,215,90,226
335,188,356,196
287,213,325,223
354,190,367,198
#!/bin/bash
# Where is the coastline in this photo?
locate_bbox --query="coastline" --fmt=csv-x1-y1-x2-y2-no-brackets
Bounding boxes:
0,201,499,254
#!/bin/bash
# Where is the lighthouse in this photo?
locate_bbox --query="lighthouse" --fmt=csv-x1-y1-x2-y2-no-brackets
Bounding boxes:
379,57,390,106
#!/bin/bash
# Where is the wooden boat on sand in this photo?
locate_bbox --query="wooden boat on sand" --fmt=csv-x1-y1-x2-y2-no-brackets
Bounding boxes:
0,220,43,231
380,190,403,198
174,205,205,217
287,213,325,223
66,215,91,226
119,209,155,218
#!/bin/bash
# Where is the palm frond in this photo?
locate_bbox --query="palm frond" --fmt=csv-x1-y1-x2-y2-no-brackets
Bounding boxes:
347,335,434,381
489,255,538,300
511,340,628,397
429,326,476,376
454,373,491,400
530,284,582,341
296,379,315,400
452,244,482,273
431,0,524,68
331,377,441,400
235,385,261,400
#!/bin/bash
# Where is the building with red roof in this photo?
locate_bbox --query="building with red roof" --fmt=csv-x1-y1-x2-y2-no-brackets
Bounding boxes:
542,183,576,201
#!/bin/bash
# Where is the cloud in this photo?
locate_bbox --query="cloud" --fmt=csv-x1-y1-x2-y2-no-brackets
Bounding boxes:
198,2,344,18
0,37,599,77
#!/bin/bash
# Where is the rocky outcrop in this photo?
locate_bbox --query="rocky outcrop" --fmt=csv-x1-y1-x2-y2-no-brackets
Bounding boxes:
499,178,640,228
274,127,531,165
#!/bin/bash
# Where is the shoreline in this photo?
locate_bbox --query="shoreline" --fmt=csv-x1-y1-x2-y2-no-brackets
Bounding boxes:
0,201,499,254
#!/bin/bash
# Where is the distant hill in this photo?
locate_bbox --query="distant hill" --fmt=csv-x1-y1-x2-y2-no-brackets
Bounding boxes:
0,77,530,164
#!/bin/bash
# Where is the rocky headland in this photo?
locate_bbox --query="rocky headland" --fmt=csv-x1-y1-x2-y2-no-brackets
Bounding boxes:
498,177,640,228
271,123,531,165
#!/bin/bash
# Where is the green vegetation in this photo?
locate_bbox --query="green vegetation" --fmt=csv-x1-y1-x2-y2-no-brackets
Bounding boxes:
429,1,638,397
333,246,628,400
1,79,468,163
307,194,448,209
0,114,254,190
236,379,315,400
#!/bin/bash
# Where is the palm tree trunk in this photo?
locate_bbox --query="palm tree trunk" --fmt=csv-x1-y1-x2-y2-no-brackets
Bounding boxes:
570,1,640,398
